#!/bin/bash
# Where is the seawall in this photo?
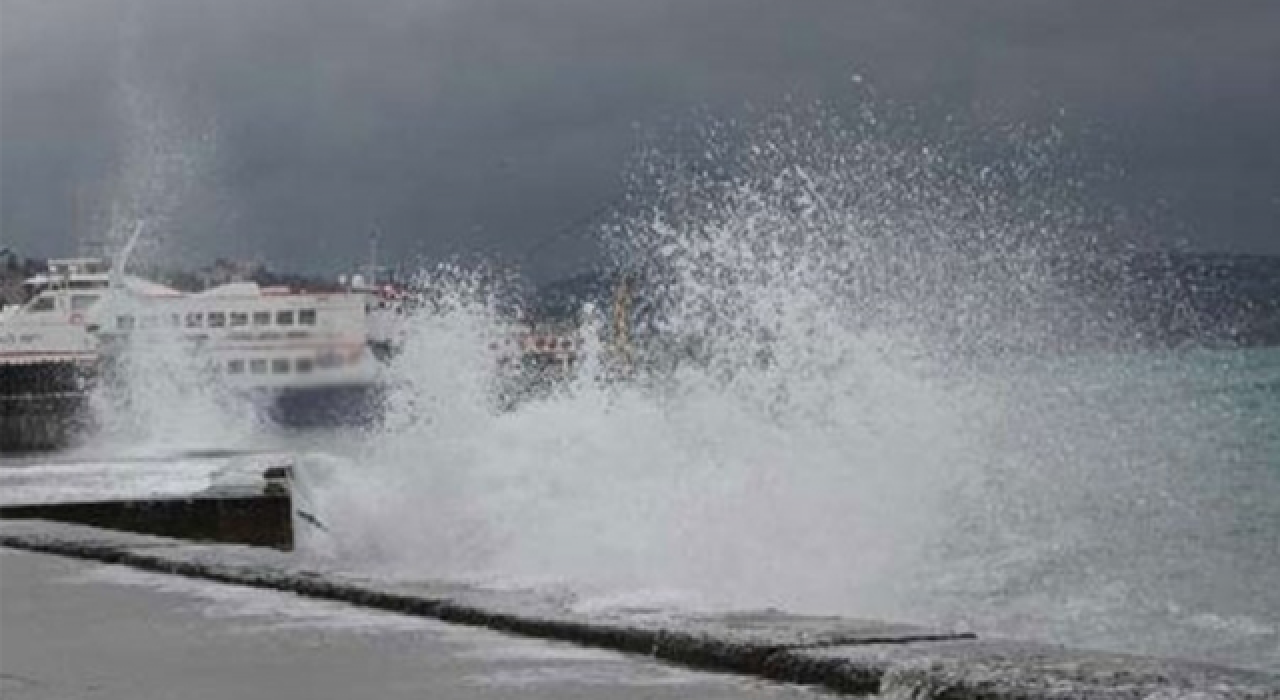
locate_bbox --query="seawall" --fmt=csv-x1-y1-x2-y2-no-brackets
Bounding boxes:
2,508,1275,698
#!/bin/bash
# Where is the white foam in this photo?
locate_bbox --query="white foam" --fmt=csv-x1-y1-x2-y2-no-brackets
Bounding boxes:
294,115,1279,673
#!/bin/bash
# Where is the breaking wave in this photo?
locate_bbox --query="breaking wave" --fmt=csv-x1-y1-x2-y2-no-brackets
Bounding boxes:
298,111,1279,672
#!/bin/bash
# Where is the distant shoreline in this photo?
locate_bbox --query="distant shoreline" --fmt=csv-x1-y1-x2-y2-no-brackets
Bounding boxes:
6,250,1280,348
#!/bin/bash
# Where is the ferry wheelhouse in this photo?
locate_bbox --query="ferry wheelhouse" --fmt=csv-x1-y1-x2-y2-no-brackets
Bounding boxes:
0,258,113,393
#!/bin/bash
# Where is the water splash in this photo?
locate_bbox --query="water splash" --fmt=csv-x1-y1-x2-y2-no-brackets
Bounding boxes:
82,56,257,453
87,321,266,454
300,110,1279,671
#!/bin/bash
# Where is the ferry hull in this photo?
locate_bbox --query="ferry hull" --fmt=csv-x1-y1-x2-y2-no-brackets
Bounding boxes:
0,360,92,396
0,381,385,453
265,383,385,429
0,391,92,454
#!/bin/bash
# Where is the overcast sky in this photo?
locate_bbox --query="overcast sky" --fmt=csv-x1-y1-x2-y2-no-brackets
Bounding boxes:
2,0,1278,280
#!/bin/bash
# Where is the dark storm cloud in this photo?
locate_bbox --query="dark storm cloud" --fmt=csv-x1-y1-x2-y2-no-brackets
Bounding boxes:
2,0,1278,279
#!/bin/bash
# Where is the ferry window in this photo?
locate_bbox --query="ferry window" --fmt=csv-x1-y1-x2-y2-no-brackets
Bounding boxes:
253,311,271,326
276,310,294,326
250,359,268,374
29,296,56,312
230,312,249,327
185,312,203,328
208,312,227,328
71,295,98,311
295,357,314,373
116,315,135,331
271,358,290,374
316,352,343,369
298,309,317,326
228,360,245,374
169,314,182,327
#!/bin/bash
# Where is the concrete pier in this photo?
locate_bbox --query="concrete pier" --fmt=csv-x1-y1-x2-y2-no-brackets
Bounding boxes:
0,497,291,549
2,517,1276,699
2,546,808,700
2,454,1276,697
0,452,293,547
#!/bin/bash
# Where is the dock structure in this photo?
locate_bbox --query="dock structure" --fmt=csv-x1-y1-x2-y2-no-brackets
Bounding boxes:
1,454,1276,698
0,452,294,547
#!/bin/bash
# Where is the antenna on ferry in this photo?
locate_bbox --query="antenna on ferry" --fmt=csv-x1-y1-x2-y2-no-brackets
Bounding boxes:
86,221,146,324
107,222,146,292
367,228,380,285
115,223,145,274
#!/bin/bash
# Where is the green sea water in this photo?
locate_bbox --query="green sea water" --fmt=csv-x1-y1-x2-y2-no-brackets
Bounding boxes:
908,344,1280,672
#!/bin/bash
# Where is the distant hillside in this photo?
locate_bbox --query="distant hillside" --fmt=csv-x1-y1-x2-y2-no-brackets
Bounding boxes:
7,249,1278,347
133,259,344,293
531,253,1280,349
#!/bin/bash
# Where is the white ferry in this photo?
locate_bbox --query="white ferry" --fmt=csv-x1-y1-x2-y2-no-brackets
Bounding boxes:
1,254,379,406
100,285,373,388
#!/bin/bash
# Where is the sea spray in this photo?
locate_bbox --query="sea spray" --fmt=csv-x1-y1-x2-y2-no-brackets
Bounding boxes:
86,304,266,453
300,111,1071,597
299,111,1280,671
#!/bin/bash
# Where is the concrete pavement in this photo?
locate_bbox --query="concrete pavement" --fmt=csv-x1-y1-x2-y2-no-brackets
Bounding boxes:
4,520,1278,698
1,547,819,700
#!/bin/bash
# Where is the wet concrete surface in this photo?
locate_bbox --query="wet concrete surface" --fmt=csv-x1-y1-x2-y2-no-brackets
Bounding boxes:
4,520,1277,698
0,548,821,700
